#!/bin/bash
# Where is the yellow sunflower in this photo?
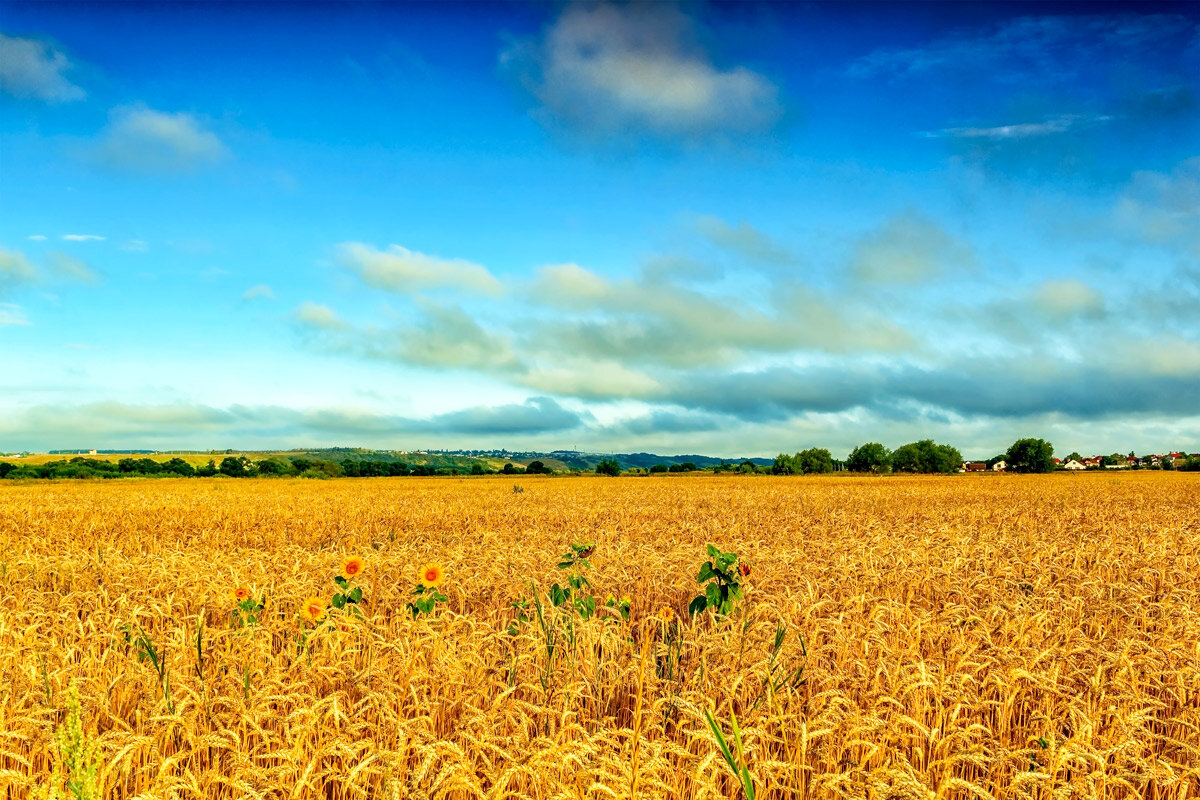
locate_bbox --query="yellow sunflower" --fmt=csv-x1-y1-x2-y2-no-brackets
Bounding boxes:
419,561,445,589
301,595,326,622
231,587,252,603
342,556,365,578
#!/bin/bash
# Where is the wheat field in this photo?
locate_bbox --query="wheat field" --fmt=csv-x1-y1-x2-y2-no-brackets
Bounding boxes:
1,472,1198,799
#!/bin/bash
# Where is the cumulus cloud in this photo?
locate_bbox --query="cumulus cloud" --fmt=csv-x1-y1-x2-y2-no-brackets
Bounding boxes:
89,106,229,173
338,242,504,296
0,303,31,326
1030,279,1105,318
27,235,47,242
0,247,38,294
501,3,781,141
850,210,975,284
292,302,348,331
1117,157,1200,254
425,396,586,435
0,398,585,450
371,301,521,371
0,33,84,101
243,284,275,301
695,215,794,264
48,252,100,285
62,234,105,242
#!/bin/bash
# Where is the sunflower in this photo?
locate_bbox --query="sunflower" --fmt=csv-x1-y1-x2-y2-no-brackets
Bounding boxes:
659,606,674,621
231,587,252,603
342,556,365,578
301,596,326,622
419,561,445,589
738,562,752,578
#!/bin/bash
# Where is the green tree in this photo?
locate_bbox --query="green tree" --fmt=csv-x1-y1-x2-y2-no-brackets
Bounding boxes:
795,448,834,474
771,453,796,475
596,458,621,477
847,442,890,473
1065,452,1083,463
891,439,962,474
219,456,256,477
1005,438,1056,474
160,458,195,477
526,460,548,474
649,464,669,473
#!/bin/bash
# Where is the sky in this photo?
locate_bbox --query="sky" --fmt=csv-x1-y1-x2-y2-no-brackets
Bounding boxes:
1,1,1198,458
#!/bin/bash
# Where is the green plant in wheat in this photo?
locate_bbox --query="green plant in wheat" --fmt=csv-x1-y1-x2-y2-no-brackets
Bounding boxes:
118,622,174,713
229,587,267,628
689,544,751,618
35,683,103,800
332,556,366,617
407,561,448,618
704,705,756,800
753,622,807,709
550,541,598,619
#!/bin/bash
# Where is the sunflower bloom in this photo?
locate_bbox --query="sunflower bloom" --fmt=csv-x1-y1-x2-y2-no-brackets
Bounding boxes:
301,596,326,622
738,562,752,578
659,606,673,620
342,556,365,578
419,562,445,589
231,587,251,603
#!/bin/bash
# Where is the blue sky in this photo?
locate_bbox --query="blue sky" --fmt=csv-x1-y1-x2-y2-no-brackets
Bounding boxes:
2,1,1198,457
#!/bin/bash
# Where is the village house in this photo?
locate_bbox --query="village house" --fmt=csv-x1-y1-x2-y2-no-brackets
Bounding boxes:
1063,459,1085,470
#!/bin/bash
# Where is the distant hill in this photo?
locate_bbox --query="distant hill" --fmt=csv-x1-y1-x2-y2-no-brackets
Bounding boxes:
20,447,773,474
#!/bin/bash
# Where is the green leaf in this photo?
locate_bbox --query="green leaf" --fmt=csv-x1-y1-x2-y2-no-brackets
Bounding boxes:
334,575,348,588
697,562,715,583
349,587,362,603
706,582,722,608
688,595,708,616
556,561,574,570
331,594,346,609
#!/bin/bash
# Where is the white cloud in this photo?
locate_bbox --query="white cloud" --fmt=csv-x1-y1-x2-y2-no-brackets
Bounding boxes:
0,33,84,102
89,106,229,173
27,235,47,242
243,284,275,301
292,301,348,331
48,252,99,285
62,234,106,242
338,242,504,296
0,248,38,293
1031,279,1105,317
502,3,781,140
695,215,794,264
851,211,976,284
925,114,1112,140
0,304,31,326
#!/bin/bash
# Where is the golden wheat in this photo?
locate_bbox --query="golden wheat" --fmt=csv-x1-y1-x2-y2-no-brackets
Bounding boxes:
1,472,1198,799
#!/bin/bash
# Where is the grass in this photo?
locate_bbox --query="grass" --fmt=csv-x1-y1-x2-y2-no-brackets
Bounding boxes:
1,472,1198,798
